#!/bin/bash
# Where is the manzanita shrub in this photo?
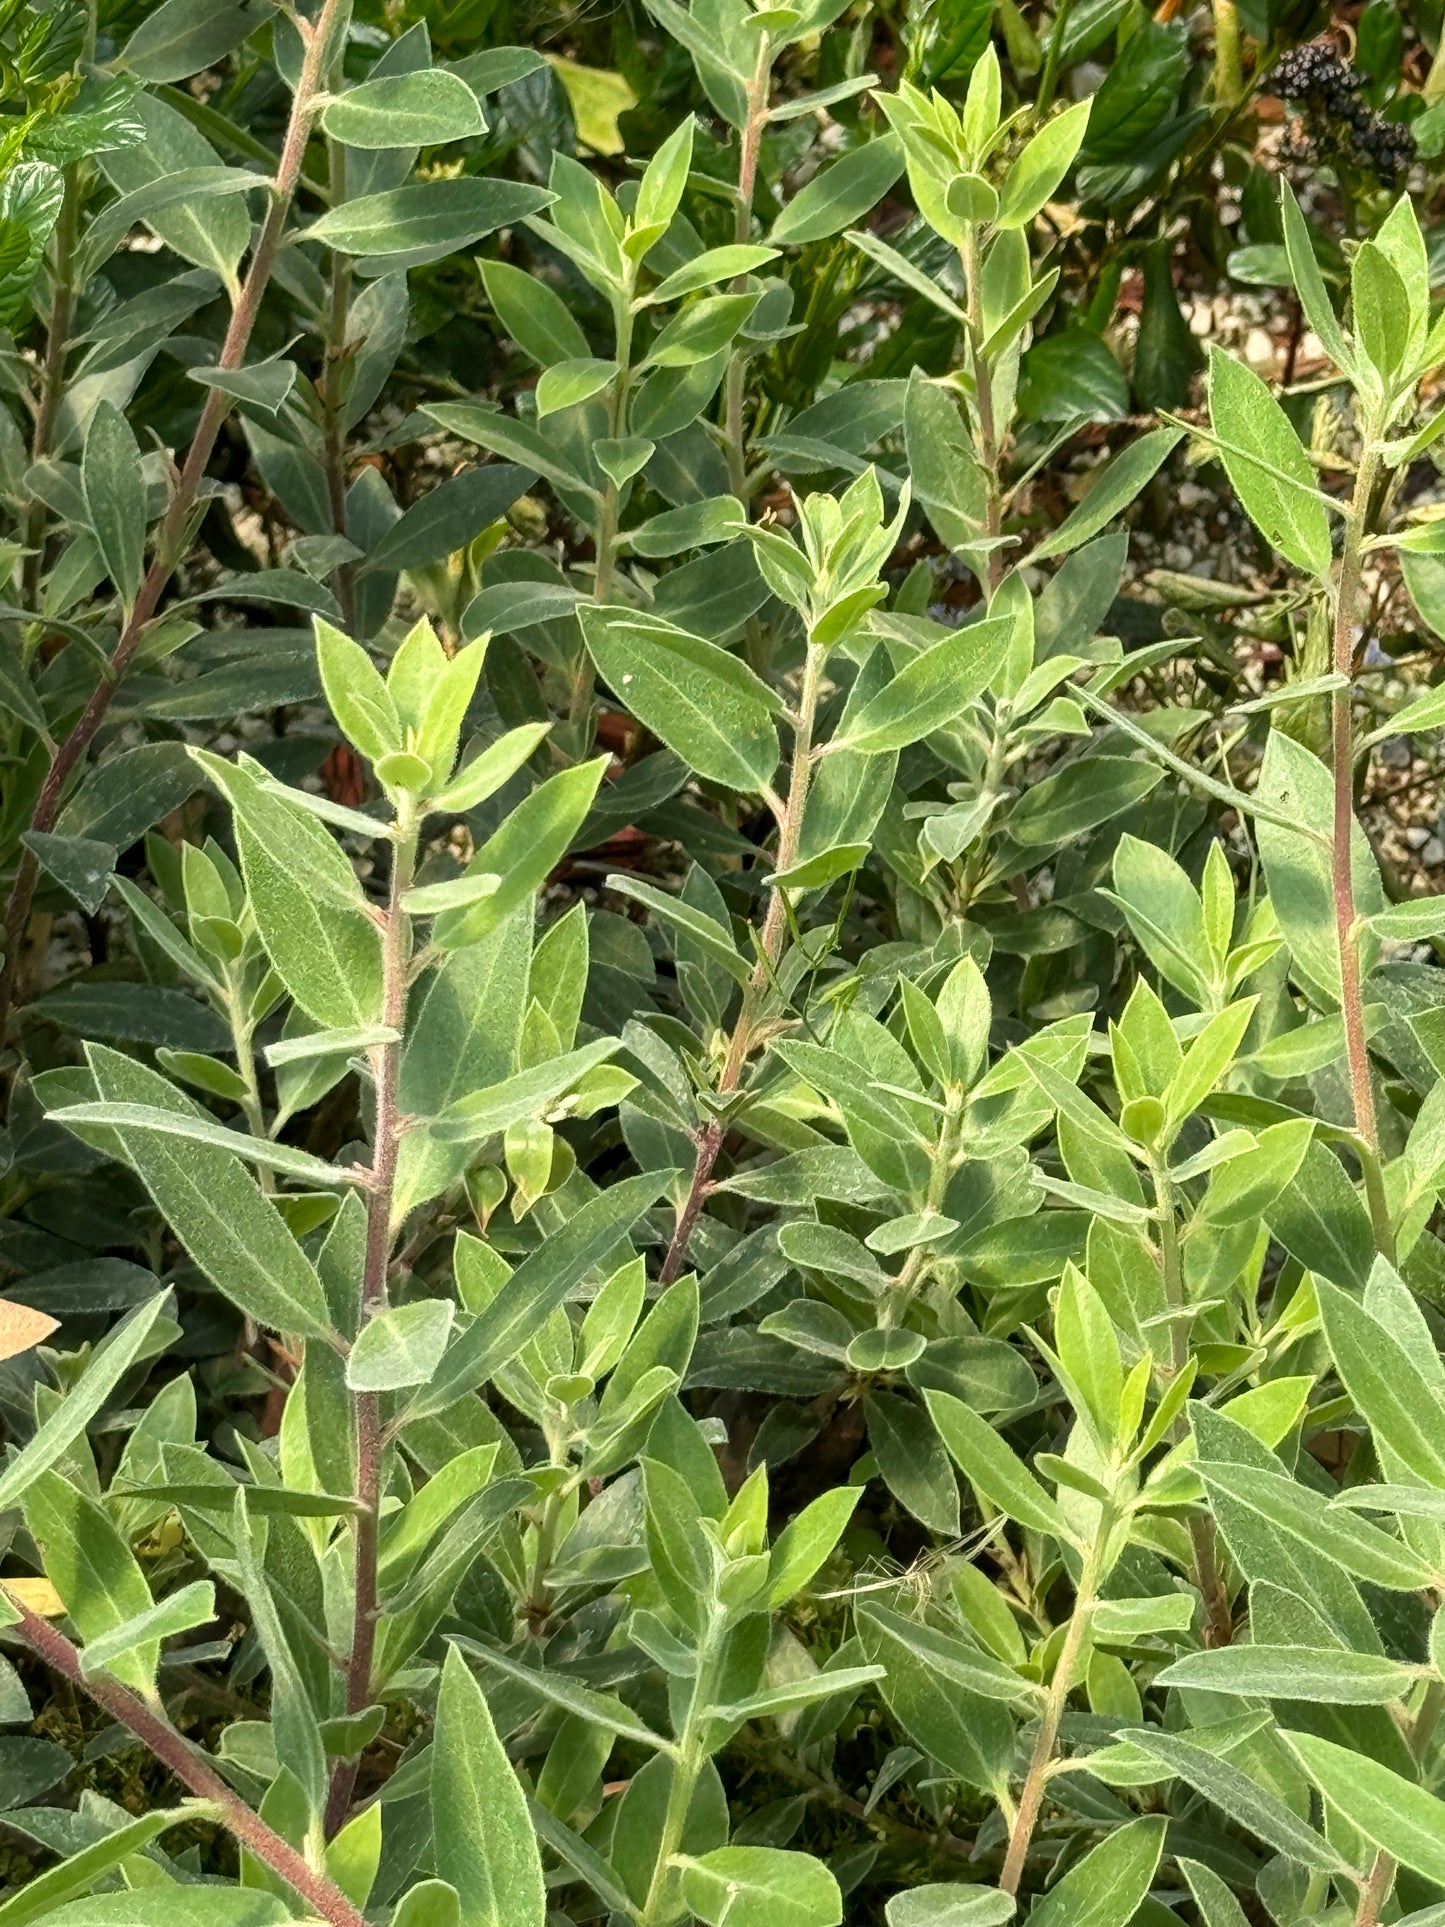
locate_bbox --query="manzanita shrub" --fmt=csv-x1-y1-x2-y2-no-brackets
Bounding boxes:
6,0,1445,1924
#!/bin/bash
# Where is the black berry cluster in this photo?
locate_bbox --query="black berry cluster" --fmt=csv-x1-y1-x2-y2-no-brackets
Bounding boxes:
1273,41,1415,181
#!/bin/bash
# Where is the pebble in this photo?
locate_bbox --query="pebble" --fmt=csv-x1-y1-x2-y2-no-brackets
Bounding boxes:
1423,838,1445,867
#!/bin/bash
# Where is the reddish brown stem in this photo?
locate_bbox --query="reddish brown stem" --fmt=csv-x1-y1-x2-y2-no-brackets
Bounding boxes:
11,1600,367,1927
0,0,347,1053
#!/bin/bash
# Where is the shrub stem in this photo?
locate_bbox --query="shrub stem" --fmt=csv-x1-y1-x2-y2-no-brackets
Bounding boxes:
1000,1517,1109,1893
9,1596,368,1927
0,0,348,1057
326,802,416,1834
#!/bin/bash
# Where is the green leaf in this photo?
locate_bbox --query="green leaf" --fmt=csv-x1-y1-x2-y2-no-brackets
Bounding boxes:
1316,1280,1445,1489
430,723,551,814
1027,1817,1165,1927
53,1102,364,1190
191,752,383,1031
480,259,590,367
453,1637,673,1751
770,136,905,246
997,100,1091,228
430,1039,624,1141
886,1891,1015,1927
644,292,762,368
322,71,487,149
41,1898,291,1927
1007,756,1164,850
365,467,535,578
1255,729,1383,1007
346,1300,455,1392
580,606,779,791
82,402,145,609
1030,428,1183,561
605,874,750,985
121,0,275,83
25,1470,158,1695
391,1882,462,1927
1279,182,1350,373
1206,348,1332,576
678,1848,843,1927
306,181,554,258
230,1489,326,1809
431,757,607,950
856,1601,1037,1703
422,403,597,496
414,1171,672,1417
1198,1460,1434,1590
77,1045,334,1338
1352,240,1411,384
767,1487,861,1605
1118,1728,1347,1873
865,1390,961,1536
432,1645,546,1927
0,1297,164,1518
77,1579,215,1679
535,357,618,418
1158,1645,1419,1704
925,1389,1071,1538
647,245,780,303
22,833,116,918
835,616,1009,754
1284,1731,1445,1884
99,96,251,289
0,1808,192,1926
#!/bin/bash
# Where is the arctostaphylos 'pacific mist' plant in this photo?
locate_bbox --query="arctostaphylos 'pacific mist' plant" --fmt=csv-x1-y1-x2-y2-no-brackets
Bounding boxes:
10,2,1445,1927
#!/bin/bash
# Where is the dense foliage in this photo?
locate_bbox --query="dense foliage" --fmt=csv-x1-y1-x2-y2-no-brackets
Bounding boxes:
5,0,1445,1924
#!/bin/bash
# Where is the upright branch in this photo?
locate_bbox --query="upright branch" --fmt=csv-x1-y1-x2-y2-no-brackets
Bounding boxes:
0,0,349,1053
10,1596,369,1927
999,1514,1110,1893
326,800,417,1834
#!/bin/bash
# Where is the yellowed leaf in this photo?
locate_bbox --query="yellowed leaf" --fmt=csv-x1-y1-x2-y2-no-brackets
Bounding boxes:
546,57,637,157
4,1577,65,1616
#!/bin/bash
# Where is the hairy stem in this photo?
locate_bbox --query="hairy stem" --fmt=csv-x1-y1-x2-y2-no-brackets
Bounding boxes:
1000,1521,1108,1894
659,641,826,1284
882,1089,962,1327
325,806,416,1835
10,1598,368,1927
640,1611,724,1925
1354,1850,1395,1927
0,0,347,1056
1332,439,1394,1260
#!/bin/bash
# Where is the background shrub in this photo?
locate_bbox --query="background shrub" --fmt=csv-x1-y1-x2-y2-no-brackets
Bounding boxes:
1,1,1445,1925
